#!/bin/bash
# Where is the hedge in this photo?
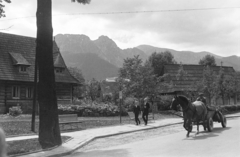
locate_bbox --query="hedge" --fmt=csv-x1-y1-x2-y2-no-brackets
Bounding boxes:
58,102,128,117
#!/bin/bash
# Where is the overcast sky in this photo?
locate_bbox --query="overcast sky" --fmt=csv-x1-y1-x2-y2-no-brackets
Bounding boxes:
1,0,240,57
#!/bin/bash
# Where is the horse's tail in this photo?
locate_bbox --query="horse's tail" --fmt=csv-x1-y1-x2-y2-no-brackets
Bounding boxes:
0,128,7,157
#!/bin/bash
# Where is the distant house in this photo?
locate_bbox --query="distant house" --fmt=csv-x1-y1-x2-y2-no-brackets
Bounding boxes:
162,64,238,105
0,32,80,113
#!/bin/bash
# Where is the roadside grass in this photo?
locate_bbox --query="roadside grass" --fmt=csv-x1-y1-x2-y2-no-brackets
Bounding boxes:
0,112,178,136
0,112,179,155
7,136,70,156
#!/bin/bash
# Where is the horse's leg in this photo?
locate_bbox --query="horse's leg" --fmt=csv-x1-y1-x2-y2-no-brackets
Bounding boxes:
196,122,199,135
186,120,192,137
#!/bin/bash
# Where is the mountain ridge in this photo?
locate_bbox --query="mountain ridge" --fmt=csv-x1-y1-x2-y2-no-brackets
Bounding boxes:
55,34,240,81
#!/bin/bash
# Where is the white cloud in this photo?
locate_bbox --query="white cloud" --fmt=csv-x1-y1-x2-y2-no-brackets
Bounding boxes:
1,0,240,57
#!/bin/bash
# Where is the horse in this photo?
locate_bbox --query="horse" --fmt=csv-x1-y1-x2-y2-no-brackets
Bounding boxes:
0,127,7,157
170,95,207,137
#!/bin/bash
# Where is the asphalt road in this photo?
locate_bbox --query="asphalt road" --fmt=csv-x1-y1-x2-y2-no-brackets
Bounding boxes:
70,117,240,157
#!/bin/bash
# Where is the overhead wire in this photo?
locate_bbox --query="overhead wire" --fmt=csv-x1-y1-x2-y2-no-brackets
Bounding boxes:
0,6,240,21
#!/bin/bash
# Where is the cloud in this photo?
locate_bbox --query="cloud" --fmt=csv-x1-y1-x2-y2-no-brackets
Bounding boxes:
1,0,240,57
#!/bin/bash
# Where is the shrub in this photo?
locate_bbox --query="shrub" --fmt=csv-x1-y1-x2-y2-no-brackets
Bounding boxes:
58,101,125,117
219,104,240,114
123,97,135,111
9,105,23,117
156,95,172,111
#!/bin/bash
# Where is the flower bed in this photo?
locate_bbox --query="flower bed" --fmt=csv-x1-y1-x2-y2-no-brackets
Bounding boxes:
58,102,127,117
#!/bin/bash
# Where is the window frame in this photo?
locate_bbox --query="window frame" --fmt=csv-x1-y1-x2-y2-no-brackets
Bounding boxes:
55,67,64,73
26,87,33,99
19,66,27,73
12,86,20,99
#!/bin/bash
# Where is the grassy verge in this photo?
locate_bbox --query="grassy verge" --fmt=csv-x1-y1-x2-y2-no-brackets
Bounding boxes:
0,113,178,155
7,136,70,156
0,113,178,136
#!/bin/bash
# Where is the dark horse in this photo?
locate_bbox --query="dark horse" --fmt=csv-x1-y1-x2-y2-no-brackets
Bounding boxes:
170,95,207,137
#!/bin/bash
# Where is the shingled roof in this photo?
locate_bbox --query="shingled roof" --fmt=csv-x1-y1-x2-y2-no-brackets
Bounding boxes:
161,64,235,93
0,32,79,84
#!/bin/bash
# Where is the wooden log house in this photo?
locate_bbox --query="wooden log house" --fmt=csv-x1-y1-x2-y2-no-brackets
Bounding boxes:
162,64,238,105
0,32,80,113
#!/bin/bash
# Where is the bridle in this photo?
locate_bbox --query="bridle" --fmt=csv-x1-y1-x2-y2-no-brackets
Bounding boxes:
174,96,196,119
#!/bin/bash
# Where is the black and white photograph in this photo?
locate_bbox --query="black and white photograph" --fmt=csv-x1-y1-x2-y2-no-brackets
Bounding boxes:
0,0,240,157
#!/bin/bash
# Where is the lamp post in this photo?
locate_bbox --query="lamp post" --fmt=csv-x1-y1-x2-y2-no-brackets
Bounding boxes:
119,82,122,124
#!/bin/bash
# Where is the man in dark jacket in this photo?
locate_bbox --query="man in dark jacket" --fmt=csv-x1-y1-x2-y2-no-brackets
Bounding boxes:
142,97,150,125
133,99,141,125
196,93,216,111
196,93,207,106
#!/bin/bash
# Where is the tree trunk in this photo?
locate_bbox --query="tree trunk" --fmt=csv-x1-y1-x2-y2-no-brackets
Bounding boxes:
36,0,62,149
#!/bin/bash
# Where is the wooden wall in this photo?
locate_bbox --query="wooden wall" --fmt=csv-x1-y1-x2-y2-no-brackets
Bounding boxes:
0,82,5,114
0,81,74,113
56,83,72,104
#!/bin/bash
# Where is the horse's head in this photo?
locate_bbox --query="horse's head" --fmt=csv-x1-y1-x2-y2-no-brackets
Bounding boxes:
170,96,180,111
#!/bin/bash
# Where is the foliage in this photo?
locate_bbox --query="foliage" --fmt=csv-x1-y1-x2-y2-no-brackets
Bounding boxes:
8,105,23,117
58,101,124,117
215,68,239,105
148,51,176,76
202,66,218,104
119,55,157,100
191,66,218,105
101,79,119,102
85,78,102,101
199,54,216,66
0,0,11,18
154,95,173,111
71,0,91,3
123,97,135,111
176,63,188,81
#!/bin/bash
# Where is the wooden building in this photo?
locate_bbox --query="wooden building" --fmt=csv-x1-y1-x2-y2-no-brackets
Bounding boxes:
0,32,79,113
162,64,237,105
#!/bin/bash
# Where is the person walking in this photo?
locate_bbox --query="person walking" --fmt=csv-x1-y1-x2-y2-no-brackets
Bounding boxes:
142,97,150,125
133,99,141,125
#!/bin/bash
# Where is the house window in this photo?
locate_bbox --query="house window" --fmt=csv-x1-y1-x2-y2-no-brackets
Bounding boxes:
26,87,33,98
12,86,20,99
55,68,64,73
19,66,27,72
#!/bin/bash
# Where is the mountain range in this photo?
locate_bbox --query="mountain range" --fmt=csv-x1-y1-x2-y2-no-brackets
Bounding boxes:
55,34,240,81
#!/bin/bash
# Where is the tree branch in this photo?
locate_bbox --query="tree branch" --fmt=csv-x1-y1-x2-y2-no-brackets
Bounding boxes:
0,24,13,30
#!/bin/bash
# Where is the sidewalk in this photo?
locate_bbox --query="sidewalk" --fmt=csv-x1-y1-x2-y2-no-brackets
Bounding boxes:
7,112,240,157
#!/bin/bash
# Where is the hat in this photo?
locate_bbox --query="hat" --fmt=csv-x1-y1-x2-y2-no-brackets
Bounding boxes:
144,97,149,102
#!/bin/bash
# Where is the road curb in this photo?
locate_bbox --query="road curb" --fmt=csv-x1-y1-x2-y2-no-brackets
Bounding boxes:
50,115,240,157
45,121,184,157
16,114,240,157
